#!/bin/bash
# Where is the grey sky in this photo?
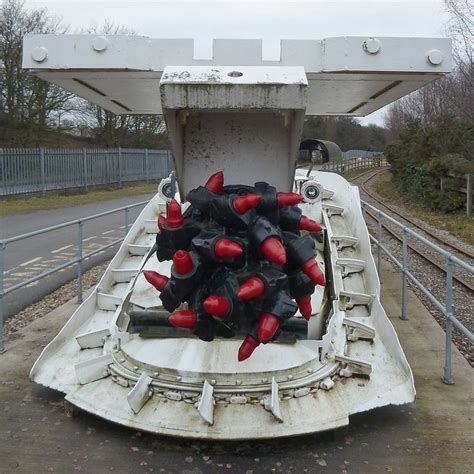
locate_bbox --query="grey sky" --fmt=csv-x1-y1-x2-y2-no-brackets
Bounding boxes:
25,0,449,126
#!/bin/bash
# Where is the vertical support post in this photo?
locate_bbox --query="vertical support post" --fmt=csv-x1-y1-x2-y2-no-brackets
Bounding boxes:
443,255,454,384
377,212,383,284
124,207,130,236
83,148,88,191
118,147,122,187
0,241,6,353
401,227,408,320
466,174,471,218
145,149,149,183
77,220,83,304
0,148,5,196
40,147,46,196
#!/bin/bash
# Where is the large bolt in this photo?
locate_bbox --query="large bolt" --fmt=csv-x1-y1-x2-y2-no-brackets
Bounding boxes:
363,38,381,55
93,36,109,52
31,46,48,63
427,49,443,65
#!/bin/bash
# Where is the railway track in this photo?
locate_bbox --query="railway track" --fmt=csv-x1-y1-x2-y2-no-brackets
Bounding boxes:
358,169,474,260
351,168,474,293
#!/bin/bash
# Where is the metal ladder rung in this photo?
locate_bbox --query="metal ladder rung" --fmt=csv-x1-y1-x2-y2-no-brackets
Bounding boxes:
339,290,372,310
127,243,150,256
97,292,122,311
322,204,344,217
111,268,140,283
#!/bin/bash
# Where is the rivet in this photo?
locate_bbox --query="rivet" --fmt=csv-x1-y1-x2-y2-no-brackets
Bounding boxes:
133,366,139,371
153,372,159,377
176,376,182,381
31,46,48,63
363,38,381,55
119,358,125,363
287,375,293,380
236,379,242,385
427,49,443,65
92,35,109,52
210,379,216,385
261,378,268,383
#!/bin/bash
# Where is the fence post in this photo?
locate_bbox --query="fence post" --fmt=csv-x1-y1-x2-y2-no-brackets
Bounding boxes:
401,227,408,320
0,149,5,196
377,212,383,283
118,147,122,186
145,149,149,183
0,241,6,353
443,255,454,384
77,220,83,304
466,174,472,218
40,148,46,195
124,207,130,236
83,148,88,191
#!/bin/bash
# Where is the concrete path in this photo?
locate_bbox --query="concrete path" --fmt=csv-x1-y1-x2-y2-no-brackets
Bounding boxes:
1,193,154,318
0,260,472,473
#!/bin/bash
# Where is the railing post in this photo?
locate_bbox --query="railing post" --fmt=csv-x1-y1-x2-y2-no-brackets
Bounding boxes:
0,240,6,353
83,148,88,191
77,220,83,304
401,227,408,320
443,255,454,384
466,174,472,218
40,147,46,196
124,207,130,235
377,212,383,283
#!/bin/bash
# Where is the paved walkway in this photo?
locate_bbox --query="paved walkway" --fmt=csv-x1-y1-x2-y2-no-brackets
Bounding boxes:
0,260,472,473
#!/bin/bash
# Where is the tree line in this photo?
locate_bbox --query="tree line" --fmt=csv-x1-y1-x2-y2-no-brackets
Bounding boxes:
383,0,473,213
0,0,169,148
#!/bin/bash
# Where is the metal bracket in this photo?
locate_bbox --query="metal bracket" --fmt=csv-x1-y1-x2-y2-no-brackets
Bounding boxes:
111,268,140,283
97,292,122,311
321,188,335,200
343,318,376,342
331,235,358,250
263,377,283,422
336,258,365,277
74,353,113,384
197,380,215,425
127,373,153,414
323,203,344,217
335,355,372,377
339,290,373,310
75,327,111,349
127,244,151,256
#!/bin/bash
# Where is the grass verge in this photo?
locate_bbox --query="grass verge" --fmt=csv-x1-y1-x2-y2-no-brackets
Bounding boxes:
0,183,158,216
372,172,474,246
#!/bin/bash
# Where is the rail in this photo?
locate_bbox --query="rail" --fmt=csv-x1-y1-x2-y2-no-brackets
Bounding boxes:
0,200,148,353
361,200,474,384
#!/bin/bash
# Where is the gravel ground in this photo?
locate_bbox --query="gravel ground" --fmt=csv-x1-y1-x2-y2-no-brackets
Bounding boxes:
351,170,473,367
3,261,109,339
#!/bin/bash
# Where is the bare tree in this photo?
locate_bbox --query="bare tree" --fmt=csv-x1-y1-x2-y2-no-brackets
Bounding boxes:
0,0,74,130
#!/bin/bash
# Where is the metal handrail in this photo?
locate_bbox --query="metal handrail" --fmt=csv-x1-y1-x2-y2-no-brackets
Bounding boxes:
0,200,148,353
361,200,474,384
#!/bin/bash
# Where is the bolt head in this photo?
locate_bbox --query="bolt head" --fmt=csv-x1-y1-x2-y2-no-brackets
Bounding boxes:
92,36,109,52
31,46,48,63
427,49,443,65
363,38,381,55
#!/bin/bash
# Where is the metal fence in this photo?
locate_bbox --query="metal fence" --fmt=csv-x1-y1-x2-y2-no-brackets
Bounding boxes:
320,155,388,173
361,200,474,384
0,147,173,196
342,150,382,160
0,200,148,353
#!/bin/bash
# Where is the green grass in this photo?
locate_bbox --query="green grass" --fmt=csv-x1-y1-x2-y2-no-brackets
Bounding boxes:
372,172,474,246
0,183,158,216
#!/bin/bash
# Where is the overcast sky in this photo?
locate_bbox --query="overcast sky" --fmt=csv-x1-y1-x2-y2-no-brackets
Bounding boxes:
25,0,449,126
